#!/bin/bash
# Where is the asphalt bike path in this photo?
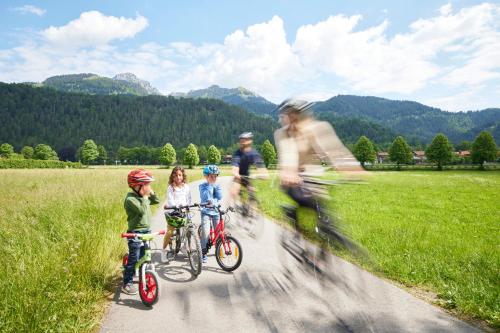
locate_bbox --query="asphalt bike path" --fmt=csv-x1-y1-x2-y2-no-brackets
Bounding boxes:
100,176,480,333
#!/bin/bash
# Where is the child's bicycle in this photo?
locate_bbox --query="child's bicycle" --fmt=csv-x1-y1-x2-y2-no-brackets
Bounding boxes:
198,204,243,272
121,230,165,307
164,204,203,276
234,175,264,238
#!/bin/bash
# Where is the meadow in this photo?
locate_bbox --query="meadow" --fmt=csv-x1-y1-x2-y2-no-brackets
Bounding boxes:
256,171,500,328
0,167,210,332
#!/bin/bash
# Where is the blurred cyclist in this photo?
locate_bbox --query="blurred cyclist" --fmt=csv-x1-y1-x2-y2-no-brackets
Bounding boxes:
274,98,364,250
230,132,268,205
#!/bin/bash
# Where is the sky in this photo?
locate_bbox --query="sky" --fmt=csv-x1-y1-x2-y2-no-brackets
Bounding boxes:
1,0,499,111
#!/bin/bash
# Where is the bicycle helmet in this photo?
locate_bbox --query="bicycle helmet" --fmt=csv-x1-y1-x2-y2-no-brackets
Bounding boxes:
127,169,155,187
164,210,187,228
276,98,314,114
239,132,253,140
203,164,220,176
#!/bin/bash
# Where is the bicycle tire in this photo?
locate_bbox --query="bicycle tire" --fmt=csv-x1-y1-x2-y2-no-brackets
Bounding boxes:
215,235,243,272
187,231,202,276
139,269,160,307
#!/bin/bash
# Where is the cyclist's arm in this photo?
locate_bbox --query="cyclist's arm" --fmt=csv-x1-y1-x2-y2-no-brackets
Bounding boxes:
213,184,223,205
308,121,364,172
166,185,177,207
231,153,241,179
125,196,148,215
148,192,160,205
186,185,192,206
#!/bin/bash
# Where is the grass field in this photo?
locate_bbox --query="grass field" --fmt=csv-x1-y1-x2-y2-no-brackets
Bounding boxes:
255,171,500,328
0,166,213,332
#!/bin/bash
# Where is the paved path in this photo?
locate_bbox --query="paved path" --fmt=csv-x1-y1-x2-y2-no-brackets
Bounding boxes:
100,177,480,333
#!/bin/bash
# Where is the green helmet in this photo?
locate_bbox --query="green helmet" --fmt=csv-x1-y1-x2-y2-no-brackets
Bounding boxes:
165,211,187,228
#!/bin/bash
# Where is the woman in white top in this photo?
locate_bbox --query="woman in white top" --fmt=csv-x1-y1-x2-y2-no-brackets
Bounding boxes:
162,166,191,262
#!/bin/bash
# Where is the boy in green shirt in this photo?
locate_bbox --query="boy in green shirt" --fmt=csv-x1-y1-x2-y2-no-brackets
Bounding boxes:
122,169,160,295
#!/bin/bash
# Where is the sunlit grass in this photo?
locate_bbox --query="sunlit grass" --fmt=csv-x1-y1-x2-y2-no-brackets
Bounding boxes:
256,171,500,328
0,167,206,332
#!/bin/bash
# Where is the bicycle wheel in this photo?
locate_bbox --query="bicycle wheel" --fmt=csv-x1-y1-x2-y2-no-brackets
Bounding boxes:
139,269,160,307
187,230,202,276
215,235,243,272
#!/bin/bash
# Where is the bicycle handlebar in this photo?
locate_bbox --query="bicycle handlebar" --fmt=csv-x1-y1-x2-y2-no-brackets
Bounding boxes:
121,230,166,239
164,203,200,210
302,177,366,186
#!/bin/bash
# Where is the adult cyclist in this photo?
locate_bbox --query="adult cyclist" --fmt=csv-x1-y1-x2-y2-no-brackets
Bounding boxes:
230,132,268,205
274,98,365,252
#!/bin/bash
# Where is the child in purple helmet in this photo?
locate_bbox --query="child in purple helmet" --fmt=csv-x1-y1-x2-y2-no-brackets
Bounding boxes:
199,165,222,263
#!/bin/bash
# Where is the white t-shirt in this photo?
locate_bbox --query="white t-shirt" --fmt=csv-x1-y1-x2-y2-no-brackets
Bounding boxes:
167,184,191,207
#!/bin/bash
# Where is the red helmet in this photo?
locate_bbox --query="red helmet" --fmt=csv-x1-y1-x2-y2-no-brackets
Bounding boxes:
127,169,155,187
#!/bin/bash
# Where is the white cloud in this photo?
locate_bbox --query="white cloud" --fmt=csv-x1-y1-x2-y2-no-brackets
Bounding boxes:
1,4,500,111
41,11,148,48
13,5,46,16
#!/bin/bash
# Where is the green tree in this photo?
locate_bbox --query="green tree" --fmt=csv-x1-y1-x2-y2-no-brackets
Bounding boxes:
159,143,176,167
0,143,14,158
184,143,199,169
21,146,34,159
389,136,412,170
208,145,221,164
97,145,108,165
261,139,277,168
353,136,376,167
34,144,59,160
456,140,472,151
471,131,498,169
80,139,99,165
426,133,453,171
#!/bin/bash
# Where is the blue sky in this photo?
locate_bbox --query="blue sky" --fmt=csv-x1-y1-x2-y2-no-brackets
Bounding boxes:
1,0,499,111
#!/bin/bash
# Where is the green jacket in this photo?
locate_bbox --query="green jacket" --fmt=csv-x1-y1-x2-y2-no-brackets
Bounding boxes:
124,191,160,231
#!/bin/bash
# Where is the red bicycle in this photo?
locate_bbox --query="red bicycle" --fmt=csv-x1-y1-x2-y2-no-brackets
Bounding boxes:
198,204,243,272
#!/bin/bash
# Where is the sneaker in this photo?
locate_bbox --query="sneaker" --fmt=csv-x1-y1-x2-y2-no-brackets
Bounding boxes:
121,283,137,295
161,249,170,263
202,255,208,263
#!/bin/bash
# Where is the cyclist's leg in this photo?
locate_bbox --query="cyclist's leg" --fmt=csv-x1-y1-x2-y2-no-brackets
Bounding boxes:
123,239,142,285
283,185,317,232
163,225,175,249
200,214,211,254
230,179,241,205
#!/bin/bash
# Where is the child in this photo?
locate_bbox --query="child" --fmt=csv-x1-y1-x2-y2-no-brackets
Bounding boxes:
199,165,222,263
122,169,159,295
162,166,191,263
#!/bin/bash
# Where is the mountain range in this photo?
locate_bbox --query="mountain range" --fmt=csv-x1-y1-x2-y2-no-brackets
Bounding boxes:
6,73,500,149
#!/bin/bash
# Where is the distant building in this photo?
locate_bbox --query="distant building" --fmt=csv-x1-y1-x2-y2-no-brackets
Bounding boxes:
455,150,471,158
377,152,389,163
413,150,426,164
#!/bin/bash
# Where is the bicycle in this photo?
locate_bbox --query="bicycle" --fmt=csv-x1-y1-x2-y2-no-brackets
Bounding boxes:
279,177,366,276
234,175,264,238
164,204,203,276
198,204,243,272
121,230,165,307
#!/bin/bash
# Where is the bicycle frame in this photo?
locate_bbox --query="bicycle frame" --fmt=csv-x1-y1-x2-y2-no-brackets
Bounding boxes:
122,231,163,292
207,208,232,254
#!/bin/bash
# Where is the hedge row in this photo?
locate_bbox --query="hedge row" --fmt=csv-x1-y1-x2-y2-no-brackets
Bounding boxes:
0,159,83,169
365,163,500,171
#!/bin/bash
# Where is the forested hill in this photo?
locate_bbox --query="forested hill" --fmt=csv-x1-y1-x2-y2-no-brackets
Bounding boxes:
40,73,161,96
0,83,278,152
313,95,500,144
177,85,276,116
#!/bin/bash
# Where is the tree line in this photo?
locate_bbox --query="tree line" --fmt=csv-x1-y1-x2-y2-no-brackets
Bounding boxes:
0,138,278,169
353,131,499,170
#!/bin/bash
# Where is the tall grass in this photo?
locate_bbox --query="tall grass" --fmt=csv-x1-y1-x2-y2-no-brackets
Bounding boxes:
256,171,500,328
0,168,203,332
